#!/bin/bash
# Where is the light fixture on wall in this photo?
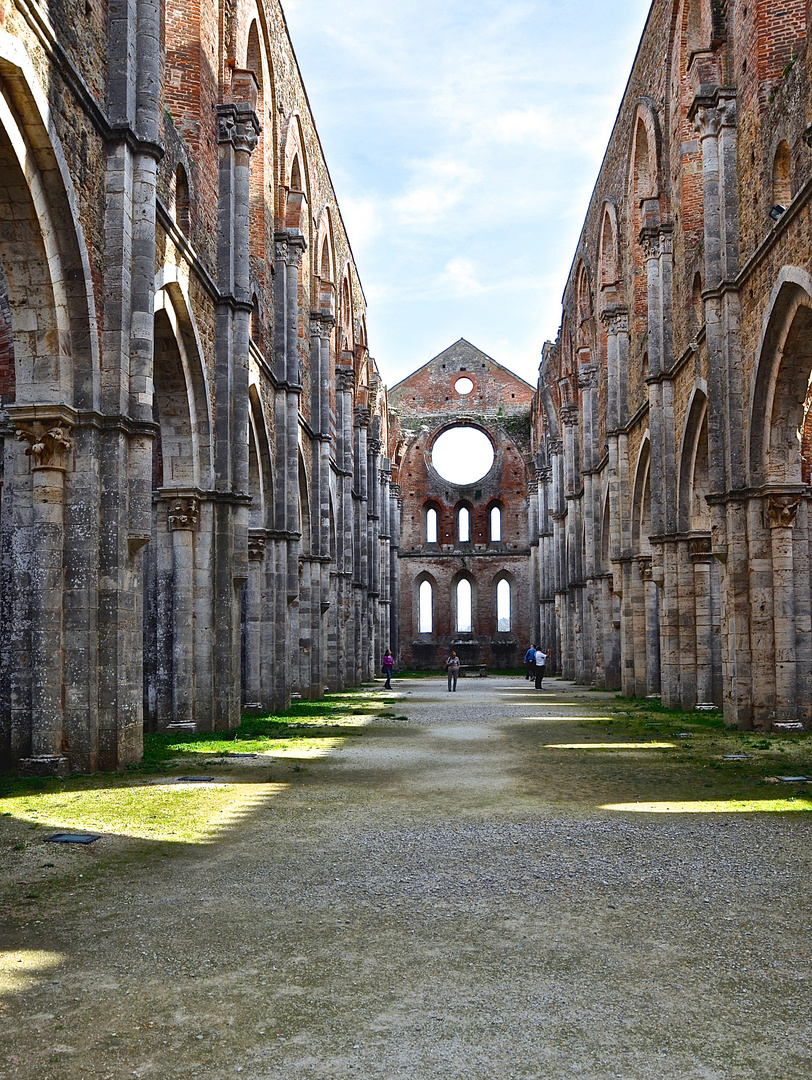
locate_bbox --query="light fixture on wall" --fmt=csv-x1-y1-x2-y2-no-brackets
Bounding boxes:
769,204,787,221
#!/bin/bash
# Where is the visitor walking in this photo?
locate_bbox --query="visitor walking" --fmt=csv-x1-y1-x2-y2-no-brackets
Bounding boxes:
445,651,461,692
382,649,394,690
524,645,537,681
534,648,549,690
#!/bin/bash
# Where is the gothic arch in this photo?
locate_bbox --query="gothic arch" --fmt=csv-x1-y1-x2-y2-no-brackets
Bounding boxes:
749,270,812,487
248,384,273,529
677,385,710,533
631,436,652,554
153,279,214,488
279,113,310,232
0,37,99,410
598,201,621,305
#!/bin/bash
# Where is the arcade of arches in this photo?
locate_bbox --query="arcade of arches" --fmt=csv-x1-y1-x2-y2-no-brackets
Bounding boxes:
3,0,812,775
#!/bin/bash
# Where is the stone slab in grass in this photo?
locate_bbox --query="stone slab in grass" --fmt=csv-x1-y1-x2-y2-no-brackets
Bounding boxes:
44,833,101,845
175,776,216,783
774,776,812,783
723,754,752,761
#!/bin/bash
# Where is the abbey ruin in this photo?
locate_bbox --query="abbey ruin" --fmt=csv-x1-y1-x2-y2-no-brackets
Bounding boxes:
1,0,811,775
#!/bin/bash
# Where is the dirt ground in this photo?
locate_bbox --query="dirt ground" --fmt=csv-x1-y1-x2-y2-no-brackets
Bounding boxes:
2,677,812,1079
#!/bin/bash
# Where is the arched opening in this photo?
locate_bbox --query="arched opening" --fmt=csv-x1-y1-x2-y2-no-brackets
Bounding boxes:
425,506,438,544
175,164,190,237
458,506,470,543
456,578,473,634
290,155,303,193
496,578,511,632
691,272,703,333
772,140,791,209
490,505,502,542
418,580,433,634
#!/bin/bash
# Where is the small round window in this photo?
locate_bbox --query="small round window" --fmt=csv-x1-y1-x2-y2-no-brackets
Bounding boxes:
454,377,474,396
431,426,495,485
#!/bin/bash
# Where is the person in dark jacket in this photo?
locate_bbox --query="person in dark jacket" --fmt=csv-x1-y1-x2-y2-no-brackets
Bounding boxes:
524,645,537,681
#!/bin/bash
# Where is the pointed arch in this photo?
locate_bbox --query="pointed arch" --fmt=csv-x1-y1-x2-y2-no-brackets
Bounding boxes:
598,202,621,304
677,386,710,533
750,269,812,487
0,36,100,410
248,384,273,530
631,436,652,554
153,275,214,488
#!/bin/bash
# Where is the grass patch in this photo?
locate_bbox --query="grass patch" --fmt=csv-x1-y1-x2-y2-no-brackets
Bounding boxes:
0,687,390,846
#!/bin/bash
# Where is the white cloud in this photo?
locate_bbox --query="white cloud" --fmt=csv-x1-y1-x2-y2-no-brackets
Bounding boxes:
437,258,487,298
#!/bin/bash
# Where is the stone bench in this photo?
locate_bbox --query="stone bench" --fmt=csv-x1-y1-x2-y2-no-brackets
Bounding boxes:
459,664,488,677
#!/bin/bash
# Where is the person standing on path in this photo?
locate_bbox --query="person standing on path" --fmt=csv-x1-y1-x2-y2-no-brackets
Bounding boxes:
534,648,550,690
382,649,394,690
445,651,461,692
524,645,537,681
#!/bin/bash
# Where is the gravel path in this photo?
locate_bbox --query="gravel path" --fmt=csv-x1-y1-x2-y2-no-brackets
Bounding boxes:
2,676,812,1079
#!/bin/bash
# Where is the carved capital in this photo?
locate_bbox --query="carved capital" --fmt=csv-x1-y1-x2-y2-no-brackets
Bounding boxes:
601,307,629,336
688,536,712,559
766,495,801,529
639,228,660,261
354,406,371,428
248,534,266,560
578,364,598,391
274,230,306,267
637,556,653,581
16,418,73,471
217,103,260,153
167,495,200,531
693,105,722,139
560,403,580,428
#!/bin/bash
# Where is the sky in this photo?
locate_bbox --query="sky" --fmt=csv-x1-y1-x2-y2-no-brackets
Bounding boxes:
282,0,653,388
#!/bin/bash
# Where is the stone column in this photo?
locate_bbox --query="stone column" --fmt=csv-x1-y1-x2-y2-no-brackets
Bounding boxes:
638,556,661,697
13,411,75,775
165,495,198,725
353,405,370,682
214,89,259,729
244,532,266,706
766,495,801,721
690,537,715,705
692,86,747,724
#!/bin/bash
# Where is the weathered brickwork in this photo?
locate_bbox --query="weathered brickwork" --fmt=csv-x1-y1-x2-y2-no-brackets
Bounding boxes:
535,0,812,729
390,340,536,672
0,0,397,774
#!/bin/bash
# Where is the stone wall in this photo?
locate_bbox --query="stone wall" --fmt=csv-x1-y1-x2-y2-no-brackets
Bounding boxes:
390,340,536,672
0,0,397,774
535,0,812,729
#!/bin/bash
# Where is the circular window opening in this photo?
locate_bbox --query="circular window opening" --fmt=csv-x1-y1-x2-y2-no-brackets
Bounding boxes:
454,377,474,396
431,426,495,485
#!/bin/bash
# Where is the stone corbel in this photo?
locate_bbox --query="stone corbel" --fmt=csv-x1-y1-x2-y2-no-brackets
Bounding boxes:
217,102,260,154
688,535,713,560
765,494,802,529
637,556,653,581
167,495,200,531
9,404,78,472
248,534,266,561
601,307,629,336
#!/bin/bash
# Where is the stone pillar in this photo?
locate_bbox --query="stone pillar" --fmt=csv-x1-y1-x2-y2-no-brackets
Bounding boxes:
244,532,266,706
353,405,370,682
690,537,715,705
766,495,801,722
13,412,75,775
164,495,198,724
638,556,661,696
602,307,629,690
214,90,259,729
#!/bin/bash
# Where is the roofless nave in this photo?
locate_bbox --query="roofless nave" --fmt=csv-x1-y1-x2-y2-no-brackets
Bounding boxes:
1,0,812,775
